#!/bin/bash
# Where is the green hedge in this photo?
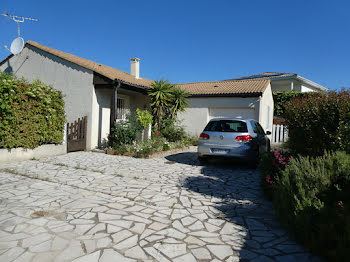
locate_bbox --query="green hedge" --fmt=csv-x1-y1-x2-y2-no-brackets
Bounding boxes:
0,72,65,149
273,91,311,117
268,151,350,261
283,90,350,156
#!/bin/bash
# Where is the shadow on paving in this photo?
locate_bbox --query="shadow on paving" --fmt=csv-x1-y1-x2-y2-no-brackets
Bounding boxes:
166,152,321,262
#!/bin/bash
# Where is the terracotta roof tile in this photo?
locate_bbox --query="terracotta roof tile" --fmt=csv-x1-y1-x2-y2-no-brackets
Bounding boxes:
26,41,153,88
24,41,269,96
176,78,270,96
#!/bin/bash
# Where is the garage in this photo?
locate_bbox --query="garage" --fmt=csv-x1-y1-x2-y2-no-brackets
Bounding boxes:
209,107,255,120
176,78,273,136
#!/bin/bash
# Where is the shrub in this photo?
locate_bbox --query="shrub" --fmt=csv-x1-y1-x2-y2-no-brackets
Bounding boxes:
273,91,310,117
159,118,186,142
133,136,169,157
0,73,65,149
260,150,292,199
283,90,350,156
108,114,143,149
183,135,199,146
272,151,350,261
136,108,153,128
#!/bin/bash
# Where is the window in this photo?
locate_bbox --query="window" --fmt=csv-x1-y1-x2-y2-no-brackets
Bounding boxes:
251,121,265,134
116,98,126,120
256,122,265,134
204,120,248,132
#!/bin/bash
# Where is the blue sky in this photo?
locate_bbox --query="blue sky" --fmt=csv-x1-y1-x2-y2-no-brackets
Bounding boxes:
1,0,349,90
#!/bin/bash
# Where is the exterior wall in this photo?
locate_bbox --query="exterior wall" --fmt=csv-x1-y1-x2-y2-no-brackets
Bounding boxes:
178,96,260,136
258,83,274,132
0,144,66,164
0,46,95,149
301,84,317,92
92,88,149,148
271,80,294,92
271,79,318,93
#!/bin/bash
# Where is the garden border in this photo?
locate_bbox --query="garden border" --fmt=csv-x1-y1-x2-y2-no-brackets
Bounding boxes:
105,146,190,159
0,143,67,164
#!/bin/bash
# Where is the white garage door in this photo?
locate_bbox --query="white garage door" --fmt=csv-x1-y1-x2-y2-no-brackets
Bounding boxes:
209,107,255,120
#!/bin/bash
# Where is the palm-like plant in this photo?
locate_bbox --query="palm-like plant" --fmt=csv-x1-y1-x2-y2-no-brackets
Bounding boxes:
148,80,174,128
170,87,190,119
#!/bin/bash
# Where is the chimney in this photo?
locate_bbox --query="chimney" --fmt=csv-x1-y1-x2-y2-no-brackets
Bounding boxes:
130,58,140,79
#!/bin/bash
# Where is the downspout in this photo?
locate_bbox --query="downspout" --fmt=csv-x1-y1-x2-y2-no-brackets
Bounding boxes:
110,79,121,134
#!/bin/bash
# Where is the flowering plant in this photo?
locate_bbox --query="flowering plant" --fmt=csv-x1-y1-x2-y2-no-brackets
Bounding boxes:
260,150,292,198
272,150,292,168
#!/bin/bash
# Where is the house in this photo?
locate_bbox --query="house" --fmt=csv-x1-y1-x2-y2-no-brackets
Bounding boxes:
177,72,327,136
176,79,274,136
0,41,151,150
231,72,327,93
0,41,327,149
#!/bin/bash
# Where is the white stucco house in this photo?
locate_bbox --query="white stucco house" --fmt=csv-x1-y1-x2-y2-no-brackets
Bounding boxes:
0,41,327,149
231,72,328,93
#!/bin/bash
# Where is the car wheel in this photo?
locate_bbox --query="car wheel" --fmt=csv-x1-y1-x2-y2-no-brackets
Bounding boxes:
266,141,271,152
250,150,260,168
198,156,208,165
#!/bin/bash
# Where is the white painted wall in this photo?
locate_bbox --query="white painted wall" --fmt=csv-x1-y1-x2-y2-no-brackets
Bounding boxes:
178,96,260,136
209,107,255,119
259,83,274,132
271,80,318,93
0,144,66,164
92,88,149,148
0,46,95,149
301,84,317,92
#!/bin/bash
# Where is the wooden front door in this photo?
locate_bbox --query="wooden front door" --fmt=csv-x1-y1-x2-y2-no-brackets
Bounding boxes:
67,116,88,152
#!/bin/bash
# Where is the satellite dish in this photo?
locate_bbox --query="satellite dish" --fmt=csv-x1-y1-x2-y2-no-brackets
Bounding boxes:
10,37,24,55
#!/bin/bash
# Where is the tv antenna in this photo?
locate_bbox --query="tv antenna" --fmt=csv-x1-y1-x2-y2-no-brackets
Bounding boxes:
2,13,38,37
2,12,38,55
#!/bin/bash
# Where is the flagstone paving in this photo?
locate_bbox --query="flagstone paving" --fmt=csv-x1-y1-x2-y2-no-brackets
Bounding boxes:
0,147,321,262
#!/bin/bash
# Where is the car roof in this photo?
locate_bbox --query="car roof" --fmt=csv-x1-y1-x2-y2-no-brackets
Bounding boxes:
209,118,255,122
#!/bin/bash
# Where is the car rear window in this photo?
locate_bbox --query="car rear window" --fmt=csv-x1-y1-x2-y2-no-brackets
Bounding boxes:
204,120,248,132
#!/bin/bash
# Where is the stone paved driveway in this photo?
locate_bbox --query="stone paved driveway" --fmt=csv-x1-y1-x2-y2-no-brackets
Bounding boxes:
0,147,321,262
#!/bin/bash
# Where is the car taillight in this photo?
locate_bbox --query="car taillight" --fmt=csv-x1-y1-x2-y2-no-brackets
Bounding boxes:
199,133,210,140
235,135,253,142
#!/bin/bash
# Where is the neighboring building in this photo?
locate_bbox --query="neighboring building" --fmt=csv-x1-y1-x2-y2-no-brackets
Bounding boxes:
0,41,326,148
231,72,327,93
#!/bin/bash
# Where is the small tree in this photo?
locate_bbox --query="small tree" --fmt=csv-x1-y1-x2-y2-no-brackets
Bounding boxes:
136,108,153,140
170,87,190,119
136,108,153,128
148,80,174,128
148,80,190,128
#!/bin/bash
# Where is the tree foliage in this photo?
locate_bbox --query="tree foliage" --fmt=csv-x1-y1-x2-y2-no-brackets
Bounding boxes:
136,108,153,128
283,90,350,156
273,91,311,117
170,87,190,119
148,80,190,128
